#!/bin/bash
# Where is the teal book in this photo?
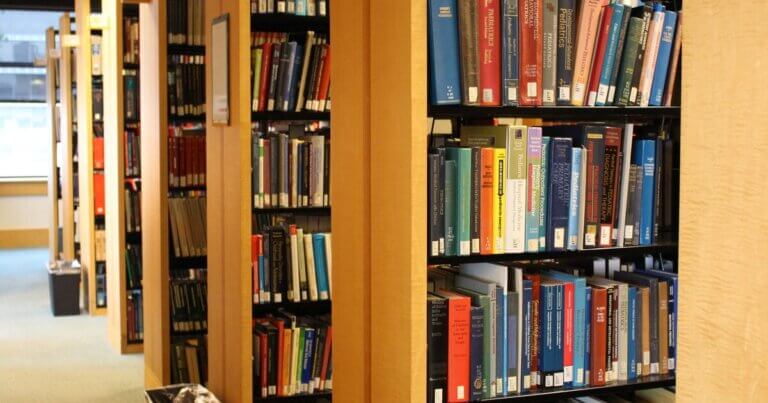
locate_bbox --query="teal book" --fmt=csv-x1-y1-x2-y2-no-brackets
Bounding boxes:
458,288,492,399
447,147,471,255
538,136,551,251
444,160,457,256
627,286,638,380
526,128,542,252
312,234,330,300
567,147,582,251
595,4,627,106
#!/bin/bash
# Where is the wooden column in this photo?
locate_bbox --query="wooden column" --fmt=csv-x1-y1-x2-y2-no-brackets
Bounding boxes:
678,2,768,401
46,27,60,263
59,15,76,262
140,0,171,387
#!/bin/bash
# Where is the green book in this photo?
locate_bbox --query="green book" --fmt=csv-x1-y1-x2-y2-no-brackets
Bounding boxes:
444,159,457,256
615,17,644,106
296,328,305,393
457,287,493,398
447,147,472,256
252,48,262,111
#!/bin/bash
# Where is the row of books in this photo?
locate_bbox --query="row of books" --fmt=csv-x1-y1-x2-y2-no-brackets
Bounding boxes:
169,195,207,258
251,31,331,113
95,227,106,262
126,243,143,289
169,54,205,118
251,133,330,209
250,0,328,16
124,72,139,121
428,0,682,107
125,127,141,177
125,188,142,233
127,289,143,343
251,225,332,304
123,16,139,64
170,269,208,334
94,172,105,216
171,336,208,385
428,123,672,257
168,125,206,189
426,260,677,401
167,0,205,46
96,261,107,307
253,312,333,398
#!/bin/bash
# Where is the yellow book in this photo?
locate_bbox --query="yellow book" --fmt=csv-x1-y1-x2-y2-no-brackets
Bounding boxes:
493,148,507,253
283,329,293,396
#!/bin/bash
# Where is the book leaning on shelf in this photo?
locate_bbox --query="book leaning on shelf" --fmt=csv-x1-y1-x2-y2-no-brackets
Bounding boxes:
251,0,329,16
168,55,205,118
169,196,207,258
253,312,332,398
426,257,677,401
428,122,674,257
168,124,206,189
427,0,682,107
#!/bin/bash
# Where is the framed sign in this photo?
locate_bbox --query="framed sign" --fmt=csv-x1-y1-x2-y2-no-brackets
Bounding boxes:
211,14,229,125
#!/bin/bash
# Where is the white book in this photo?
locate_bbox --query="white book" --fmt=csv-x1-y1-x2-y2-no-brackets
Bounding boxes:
617,282,629,381
324,233,332,297
639,9,666,106
289,226,301,302
296,228,308,300
290,328,300,395
513,268,528,391
505,126,527,253
615,124,634,246
310,136,325,206
304,233,319,301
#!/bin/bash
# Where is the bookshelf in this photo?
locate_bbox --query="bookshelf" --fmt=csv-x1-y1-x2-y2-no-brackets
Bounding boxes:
104,0,143,354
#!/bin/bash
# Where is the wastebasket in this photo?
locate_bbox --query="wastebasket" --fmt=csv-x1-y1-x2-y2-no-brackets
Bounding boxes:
144,384,221,403
47,260,81,316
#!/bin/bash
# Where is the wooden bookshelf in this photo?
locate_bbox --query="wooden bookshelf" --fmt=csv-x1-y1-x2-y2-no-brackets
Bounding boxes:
57,16,78,263
46,27,60,263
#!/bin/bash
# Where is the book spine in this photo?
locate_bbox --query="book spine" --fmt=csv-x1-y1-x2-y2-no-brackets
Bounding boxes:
525,128,542,252
615,123,634,247
630,164,644,246
596,4,625,106
615,17,643,105
312,234,330,300
506,127,527,253
566,147,581,251
480,148,494,254
470,306,485,401
649,11,677,106
586,6,611,106
447,297,471,402
582,127,605,249
617,284,628,381
629,4,653,105
502,0,520,105
573,280,586,387
541,0,557,105
599,126,621,247
429,154,441,257
636,140,656,245
478,0,501,105
584,286,591,384
658,282,669,374
496,289,506,394
526,275,541,387
590,287,607,386
607,6,631,104
445,159,457,256
280,42,298,111
519,0,543,106
470,148,482,254
555,0,576,105
458,0,480,104
638,4,666,106
562,282,574,386
539,284,555,387
570,0,605,105
538,137,550,250
454,148,471,255
428,0,462,105
492,148,507,253
652,138,663,243
520,283,532,392
545,137,571,251
663,11,682,106
627,287,637,380
438,149,447,255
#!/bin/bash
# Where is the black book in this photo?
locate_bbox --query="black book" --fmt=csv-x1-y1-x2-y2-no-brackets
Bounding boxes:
268,226,287,303
556,0,577,105
268,43,282,111
623,164,639,246
470,147,481,254
427,293,448,403
469,305,484,401
629,3,653,106
428,153,440,257
608,5,631,105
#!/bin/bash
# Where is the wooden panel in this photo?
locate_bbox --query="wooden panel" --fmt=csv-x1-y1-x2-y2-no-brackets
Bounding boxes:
205,0,252,401
46,28,59,262
0,229,49,249
369,0,427,401
331,1,371,402
59,14,76,262
140,0,171,387
678,2,768,401
0,181,48,197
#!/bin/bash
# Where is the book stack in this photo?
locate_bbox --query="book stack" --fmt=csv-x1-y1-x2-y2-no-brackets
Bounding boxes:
126,243,143,290
167,0,205,46
251,0,329,16
426,258,677,401
251,224,332,304
168,124,206,189
124,71,139,121
124,127,140,176
127,289,143,343
124,186,141,233
251,130,330,209
96,261,107,308
168,54,205,119
169,196,207,258
253,312,332,398
251,31,331,113
428,123,673,257
428,0,682,107
123,15,139,64
170,269,208,334
172,336,208,385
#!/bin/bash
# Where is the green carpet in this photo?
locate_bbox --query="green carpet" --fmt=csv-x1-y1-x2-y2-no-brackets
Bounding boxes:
0,248,144,402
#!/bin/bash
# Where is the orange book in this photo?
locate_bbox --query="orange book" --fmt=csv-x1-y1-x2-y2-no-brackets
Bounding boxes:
435,289,470,402
590,286,608,386
93,137,104,170
570,0,609,105
282,329,293,396
268,318,286,396
93,173,105,216
319,325,332,390
480,148,494,254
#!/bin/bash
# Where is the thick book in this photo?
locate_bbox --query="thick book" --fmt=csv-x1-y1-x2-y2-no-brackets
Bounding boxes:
541,0,558,105
447,148,472,255
607,6,632,104
480,148,495,254
545,137,572,251
634,140,656,245
457,0,480,104
570,0,608,105
615,16,644,106
585,5,612,106
506,126,527,253
579,126,605,249
470,148,482,254
502,0,520,105
555,0,576,105
519,0,543,106
525,128,542,252
429,154,442,257
434,289,471,402
566,147,582,251
595,4,627,106
628,3,653,105
649,10,677,106
312,234,330,300
538,137,550,250
598,126,622,247
539,281,564,388
428,0,462,105
445,159,457,256
589,285,608,386
469,305,485,401
493,148,507,253
478,0,501,105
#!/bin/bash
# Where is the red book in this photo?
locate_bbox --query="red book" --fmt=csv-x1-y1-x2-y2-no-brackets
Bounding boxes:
317,46,332,111
94,173,105,216
518,0,543,106
435,290,470,402
590,286,608,386
185,136,193,186
562,282,574,384
199,135,206,186
480,148,494,254
477,0,501,105
252,235,261,304
168,132,177,187
178,136,187,187
524,273,541,387
268,318,286,396
258,42,273,111
319,325,332,390
257,331,269,397
586,6,613,106
93,137,104,170
600,126,622,247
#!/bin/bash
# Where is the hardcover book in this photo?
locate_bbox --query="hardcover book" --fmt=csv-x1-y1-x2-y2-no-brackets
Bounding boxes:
428,0,462,105
457,0,480,104
555,0,576,105
502,0,520,105
478,0,502,105
545,137,572,251
519,0,543,106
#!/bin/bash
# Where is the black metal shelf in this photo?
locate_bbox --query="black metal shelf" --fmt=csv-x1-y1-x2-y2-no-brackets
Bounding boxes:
428,243,678,265
483,374,674,402
250,13,329,32
126,231,142,243
254,206,330,215
253,391,331,403
428,105,681,120
123,62,139,70
169,115,206,124
168,44,205,55
253,299,331,315
171,330,208,338
169,255,207,270
252,111,330,121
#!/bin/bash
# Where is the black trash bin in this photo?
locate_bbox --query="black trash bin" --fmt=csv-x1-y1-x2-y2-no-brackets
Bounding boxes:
47,261,81,316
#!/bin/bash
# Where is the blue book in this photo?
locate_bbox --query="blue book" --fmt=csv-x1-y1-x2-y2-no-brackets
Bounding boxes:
295,0,307,15
279,42,298,112
446,148,471,255
538,137,551,250
638,269,678,372
567,147,582,251
649,10,678,106
301,328,316,388
428,0,462,105
496,285,506,394
470,305,485,401
584,286,592,384
444,160,457,255
258,251,266,301
596,4,627,106
520,280,532,392
627,287,638,380
312,234,330,299
546,137,572,251
287,43,304,111
540,282,565,387
502,0,519,105
634,140,656,245
543,270,587,387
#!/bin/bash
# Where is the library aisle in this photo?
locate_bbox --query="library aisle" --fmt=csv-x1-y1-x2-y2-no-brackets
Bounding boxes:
0,249,143,403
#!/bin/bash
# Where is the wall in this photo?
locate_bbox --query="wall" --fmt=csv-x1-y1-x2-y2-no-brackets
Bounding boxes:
0,180,49,248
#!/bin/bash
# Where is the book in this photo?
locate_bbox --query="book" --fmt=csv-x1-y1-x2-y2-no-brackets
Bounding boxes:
519,0,543,106
539,280,564,388
469,305,485,400
434,289,471,402
506,126,527,253
607,5,632,104
615,123,634,247
628,3,653,105
588,285,607,386
566,147,582,251
480,148,495,254
634,139,656,245
585,5,612,106
638,3,666,106
538,137,550,250
663,11,682,106
457,0,480,104
649,10,678,106
502,0,520,105
570,0,608,105
525,128,542,252
541,0,557,105
555,0,576,105
615,16,644,106
470,148,481,254
579,126,605,249
447,148,472,255
599,126,622,247
428,0,462,105
478,0,501,105
595,4,627,106
427,294,449,403
545,137,571,251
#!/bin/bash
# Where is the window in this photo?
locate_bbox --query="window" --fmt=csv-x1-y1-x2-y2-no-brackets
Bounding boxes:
0,10,63,179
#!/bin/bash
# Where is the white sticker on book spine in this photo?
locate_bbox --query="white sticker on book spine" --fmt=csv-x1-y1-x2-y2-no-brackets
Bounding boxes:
523,375,530,389
545,374,553,388
651,362,659,374
555,227,565,248
576,368,584,383
434,389,443,403
554,372,564,387
543,89,554,103
508,87,517,102
471,239,480,254
637,362,643,376
573,83,586,101
527,82,537,98
600,226,611,245
439,238,445,254
468,87,478,103
558,86,571,101
509,376,517,392
630,87,638,103
457,385,464,400
564,366,573,382
643,351,650,365
431,241,439,257
483,88,494,103
459,241,470,256
669,358,675,370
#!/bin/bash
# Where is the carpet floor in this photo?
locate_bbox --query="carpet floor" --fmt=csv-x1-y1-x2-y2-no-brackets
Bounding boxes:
0,248,144,403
